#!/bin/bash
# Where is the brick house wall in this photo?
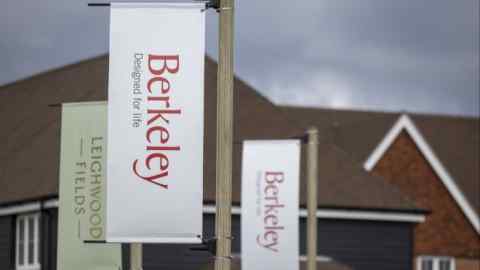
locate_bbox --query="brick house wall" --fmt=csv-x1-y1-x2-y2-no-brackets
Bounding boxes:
456,258,480,270
370,131,479,265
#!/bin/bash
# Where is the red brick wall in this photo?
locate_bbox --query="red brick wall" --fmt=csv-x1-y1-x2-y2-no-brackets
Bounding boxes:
372,131,479,259
456,258,480,270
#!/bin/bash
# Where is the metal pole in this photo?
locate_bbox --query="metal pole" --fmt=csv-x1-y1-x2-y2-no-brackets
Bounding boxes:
130,243,142,270
214,0,234,269
306,127,319,270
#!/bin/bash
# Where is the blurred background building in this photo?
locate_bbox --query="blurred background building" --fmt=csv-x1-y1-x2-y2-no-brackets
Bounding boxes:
0,56,478,270
1,1,478,270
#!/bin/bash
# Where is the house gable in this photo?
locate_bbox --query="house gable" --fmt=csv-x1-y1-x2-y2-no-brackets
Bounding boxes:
364,114,480,234
369,129,479,258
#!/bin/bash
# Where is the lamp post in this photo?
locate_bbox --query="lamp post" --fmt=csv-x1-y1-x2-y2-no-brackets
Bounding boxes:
306,127,319,270
214,0,235,270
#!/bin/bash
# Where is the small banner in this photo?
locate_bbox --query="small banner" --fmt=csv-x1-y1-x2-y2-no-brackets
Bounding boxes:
241,140,301,270
57,102,121,270
107,2,206,243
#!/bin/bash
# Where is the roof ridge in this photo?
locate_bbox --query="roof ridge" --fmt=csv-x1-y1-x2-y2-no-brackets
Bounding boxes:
280,105,480,120
0,54,108,90
280,104,401,115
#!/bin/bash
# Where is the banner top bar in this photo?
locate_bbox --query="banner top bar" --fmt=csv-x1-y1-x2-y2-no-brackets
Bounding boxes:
88,1,214,8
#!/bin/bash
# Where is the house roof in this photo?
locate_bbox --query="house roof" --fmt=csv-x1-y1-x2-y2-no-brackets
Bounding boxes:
0,55,421,214
281,106,479,223
280,106,399,162
0,56,110,206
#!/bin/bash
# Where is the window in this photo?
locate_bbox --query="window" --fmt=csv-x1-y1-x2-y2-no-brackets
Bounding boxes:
418,256,455,270
421,258,434,270
16,213,40,270
439,259,453,270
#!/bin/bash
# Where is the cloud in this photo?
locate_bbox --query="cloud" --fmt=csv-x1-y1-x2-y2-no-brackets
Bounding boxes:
267,70,355,107
228,0,479,116
1,0,478,116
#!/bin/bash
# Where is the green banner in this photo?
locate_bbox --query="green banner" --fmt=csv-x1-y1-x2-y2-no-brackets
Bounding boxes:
57,102,121,270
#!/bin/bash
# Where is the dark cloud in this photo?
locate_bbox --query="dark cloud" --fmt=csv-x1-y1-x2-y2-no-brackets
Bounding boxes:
225,0,479,116
1,0,478,116
1,0,109,85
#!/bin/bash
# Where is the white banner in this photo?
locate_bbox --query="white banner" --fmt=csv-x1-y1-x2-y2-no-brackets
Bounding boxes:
107,2,205,243
241,140,301,270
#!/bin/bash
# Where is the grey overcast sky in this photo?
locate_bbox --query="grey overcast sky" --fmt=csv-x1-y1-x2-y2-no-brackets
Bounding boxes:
1,0,479,116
